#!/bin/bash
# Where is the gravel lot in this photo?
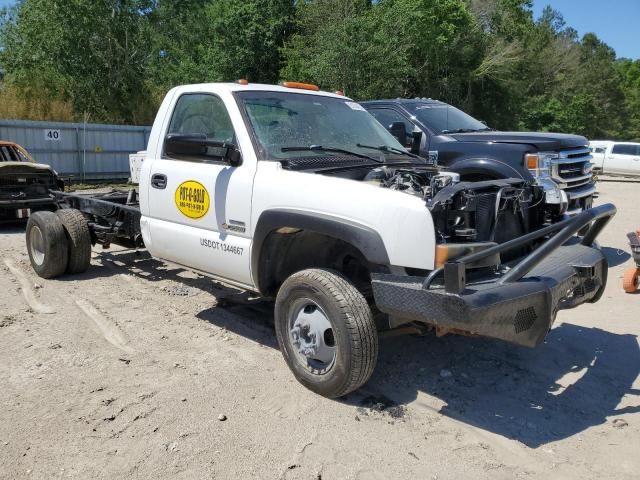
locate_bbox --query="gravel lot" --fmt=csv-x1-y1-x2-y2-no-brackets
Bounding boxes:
1,180,638,480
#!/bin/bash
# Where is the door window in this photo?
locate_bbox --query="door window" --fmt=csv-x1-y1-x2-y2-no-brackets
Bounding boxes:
368,108,415,145
611,144,639,156
166,94,236,161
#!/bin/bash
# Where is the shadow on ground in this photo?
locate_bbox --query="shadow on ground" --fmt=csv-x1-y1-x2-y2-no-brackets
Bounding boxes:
0,222,26,233
67,248,640,448
354,324,640,448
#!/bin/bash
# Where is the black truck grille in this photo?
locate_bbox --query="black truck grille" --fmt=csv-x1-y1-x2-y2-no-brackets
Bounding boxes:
0,173,55,199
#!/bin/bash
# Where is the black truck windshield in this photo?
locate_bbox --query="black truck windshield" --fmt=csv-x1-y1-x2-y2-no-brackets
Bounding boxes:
408,103,488,134
236,91,406,160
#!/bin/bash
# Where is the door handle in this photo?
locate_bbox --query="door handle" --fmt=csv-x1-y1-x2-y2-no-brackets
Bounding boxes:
151,173,167,189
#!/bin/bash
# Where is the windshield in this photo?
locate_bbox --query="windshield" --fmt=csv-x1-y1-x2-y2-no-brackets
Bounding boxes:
407,103,488,134
0,145,30,162
236,91,406,160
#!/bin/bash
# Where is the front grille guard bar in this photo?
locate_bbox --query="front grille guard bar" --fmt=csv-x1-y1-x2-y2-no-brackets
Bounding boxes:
423,203,616,294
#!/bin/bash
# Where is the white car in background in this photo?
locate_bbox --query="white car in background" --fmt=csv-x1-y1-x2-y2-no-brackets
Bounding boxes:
590,140,640,177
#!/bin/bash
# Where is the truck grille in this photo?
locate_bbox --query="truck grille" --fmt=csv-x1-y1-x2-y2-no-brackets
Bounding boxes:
0,173,55,199
551,147,595,196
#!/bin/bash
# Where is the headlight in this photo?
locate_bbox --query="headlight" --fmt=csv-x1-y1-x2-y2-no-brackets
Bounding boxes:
526,152,558,179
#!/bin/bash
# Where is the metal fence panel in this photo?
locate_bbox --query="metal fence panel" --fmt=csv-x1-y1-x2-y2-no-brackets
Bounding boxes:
0,119,151,181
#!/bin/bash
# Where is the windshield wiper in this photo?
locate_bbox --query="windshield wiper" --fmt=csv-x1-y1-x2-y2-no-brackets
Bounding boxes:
281,145,383,163
356,143,424,161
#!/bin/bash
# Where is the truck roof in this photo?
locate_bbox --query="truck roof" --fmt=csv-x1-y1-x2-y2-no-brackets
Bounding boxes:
360,98,446,106
171,82,349,100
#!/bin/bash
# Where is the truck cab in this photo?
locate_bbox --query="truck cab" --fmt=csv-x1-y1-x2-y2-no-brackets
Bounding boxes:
361,99,597,217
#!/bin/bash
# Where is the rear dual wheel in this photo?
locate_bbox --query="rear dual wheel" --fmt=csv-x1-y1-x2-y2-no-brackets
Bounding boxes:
26,209,91,279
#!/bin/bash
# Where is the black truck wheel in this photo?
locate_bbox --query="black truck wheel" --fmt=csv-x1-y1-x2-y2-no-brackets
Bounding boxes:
274,268,378,398
55,209,92,274
25,211,69,279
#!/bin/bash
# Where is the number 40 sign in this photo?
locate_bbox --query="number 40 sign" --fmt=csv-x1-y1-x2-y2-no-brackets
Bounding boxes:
44,129,61,141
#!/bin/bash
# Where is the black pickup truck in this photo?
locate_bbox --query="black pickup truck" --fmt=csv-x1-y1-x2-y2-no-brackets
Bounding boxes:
361,99,596,217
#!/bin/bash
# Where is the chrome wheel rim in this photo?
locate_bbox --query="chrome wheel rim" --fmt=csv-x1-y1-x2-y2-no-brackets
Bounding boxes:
29,225,45,266
288,299,336,374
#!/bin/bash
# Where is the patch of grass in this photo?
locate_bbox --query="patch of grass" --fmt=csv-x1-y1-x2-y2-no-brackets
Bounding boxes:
66,182,132,191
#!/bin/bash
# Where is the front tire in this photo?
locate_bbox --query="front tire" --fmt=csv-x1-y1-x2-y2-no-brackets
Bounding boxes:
26,211,69,279
274,269,378,398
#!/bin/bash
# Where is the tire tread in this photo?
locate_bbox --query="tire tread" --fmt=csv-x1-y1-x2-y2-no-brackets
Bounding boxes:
277,268,378,397
55,209,91,274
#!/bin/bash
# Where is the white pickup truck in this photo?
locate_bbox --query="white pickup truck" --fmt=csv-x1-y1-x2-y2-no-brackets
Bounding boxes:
24,82,616,398
590,140,640,177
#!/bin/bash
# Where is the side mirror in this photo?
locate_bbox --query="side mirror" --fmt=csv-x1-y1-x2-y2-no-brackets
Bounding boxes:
388,121,409,146
410,130,423,155
164,133,242,167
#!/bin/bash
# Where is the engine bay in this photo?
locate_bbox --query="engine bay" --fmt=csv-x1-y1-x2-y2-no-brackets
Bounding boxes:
321,164,547,248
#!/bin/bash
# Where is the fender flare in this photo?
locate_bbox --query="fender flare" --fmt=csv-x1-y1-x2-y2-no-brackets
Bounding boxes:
448,157,530,181
251,209,390,290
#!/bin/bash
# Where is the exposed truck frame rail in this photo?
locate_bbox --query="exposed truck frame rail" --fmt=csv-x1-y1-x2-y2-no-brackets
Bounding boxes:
53,190,142,249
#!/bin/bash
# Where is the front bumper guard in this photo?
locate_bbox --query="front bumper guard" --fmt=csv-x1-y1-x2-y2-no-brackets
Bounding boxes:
372,204,616,347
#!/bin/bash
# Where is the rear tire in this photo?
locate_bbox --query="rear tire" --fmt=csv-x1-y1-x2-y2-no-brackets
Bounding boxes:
274,269,378,398
623,267,640,293
55,209,92,274
25,211,69,279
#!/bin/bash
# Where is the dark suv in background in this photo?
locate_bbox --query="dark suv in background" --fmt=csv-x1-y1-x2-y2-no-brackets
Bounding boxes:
361,99,596,218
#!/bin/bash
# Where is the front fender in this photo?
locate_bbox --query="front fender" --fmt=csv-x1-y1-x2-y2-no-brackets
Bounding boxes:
252,209,390,281
250,164,437,278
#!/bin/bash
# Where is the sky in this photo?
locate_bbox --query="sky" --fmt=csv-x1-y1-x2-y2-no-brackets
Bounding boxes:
533,0,638,59
0,0,638,59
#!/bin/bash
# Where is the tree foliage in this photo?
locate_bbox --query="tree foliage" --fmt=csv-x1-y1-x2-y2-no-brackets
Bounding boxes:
0,0,637,140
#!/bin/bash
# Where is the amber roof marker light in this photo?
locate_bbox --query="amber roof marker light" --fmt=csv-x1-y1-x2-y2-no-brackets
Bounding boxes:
281,81,320,91
237,79,249,85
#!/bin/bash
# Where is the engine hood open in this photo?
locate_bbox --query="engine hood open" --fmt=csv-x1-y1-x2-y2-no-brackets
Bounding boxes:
447,131,588,151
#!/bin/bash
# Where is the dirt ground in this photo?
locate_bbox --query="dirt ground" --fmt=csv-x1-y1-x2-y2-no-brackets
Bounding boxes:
1,180,639,480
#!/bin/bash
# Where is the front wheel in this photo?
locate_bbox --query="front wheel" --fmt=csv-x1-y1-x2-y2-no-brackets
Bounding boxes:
274,269,378,398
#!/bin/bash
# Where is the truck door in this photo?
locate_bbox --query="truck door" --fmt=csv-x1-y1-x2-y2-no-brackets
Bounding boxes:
146,93,254,286
606,143,634,174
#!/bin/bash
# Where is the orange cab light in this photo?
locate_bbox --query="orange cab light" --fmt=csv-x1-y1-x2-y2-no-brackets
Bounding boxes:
282,81,320,91
237,79,249,85
526,153,539,170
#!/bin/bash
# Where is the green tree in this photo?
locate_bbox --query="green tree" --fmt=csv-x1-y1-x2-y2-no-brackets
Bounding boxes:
617,58,640,140
1,0,155,124
148,0,295,96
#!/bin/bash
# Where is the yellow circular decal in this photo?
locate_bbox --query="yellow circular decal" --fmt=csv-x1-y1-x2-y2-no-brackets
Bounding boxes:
175,180,210,219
